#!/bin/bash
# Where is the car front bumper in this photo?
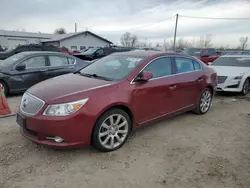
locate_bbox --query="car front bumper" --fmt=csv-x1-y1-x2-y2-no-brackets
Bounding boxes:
17,108,96,149
216,77,243,93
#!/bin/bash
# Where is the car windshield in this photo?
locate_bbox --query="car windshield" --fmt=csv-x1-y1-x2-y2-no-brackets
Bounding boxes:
182,48,201,56
0,53,26,67
79,55,146,81
82,48,98,55
212,57,250,67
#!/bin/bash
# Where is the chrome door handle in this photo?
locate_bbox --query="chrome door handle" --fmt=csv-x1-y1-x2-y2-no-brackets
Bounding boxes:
169,85,176,90
40,69,48,72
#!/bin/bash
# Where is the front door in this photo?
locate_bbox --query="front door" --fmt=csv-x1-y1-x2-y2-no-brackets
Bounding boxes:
173,57,203,109
9,55,48,92
132,57,177,124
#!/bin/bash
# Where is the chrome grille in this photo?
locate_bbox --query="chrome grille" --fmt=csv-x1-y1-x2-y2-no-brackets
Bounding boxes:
20,93,45,116
217,76,228,84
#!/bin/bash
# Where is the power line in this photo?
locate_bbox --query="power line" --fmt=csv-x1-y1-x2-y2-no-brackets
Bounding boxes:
179,15,250,20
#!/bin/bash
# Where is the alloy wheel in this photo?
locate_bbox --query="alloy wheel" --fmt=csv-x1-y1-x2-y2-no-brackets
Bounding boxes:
200,90,212,113
98,114,129,150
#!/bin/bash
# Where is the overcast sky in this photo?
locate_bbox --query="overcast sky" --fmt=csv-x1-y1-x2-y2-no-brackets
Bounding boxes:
1,0,250,48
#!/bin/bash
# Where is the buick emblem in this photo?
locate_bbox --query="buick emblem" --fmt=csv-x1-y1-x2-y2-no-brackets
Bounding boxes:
22,99,28,109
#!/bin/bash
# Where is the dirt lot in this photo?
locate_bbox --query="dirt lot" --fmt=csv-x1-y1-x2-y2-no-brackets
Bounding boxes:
1,94,250,188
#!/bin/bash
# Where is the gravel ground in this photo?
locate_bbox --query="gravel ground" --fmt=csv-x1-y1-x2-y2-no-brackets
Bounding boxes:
0,93,250,188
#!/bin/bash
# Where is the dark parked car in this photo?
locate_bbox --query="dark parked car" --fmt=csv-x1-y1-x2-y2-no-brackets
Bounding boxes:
74,46,133,61
0,44,61,60
0,51,89,95
17,51,217,152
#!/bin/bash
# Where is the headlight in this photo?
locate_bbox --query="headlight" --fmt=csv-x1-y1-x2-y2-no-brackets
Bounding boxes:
234,76,243,80
43,98,88,116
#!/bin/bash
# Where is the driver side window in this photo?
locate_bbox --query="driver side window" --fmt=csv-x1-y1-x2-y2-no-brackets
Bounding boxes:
143,57,172,78
22,56,46,69
95,49,104,56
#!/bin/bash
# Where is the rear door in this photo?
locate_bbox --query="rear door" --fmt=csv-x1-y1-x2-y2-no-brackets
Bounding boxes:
132,57,178,124
9,55,48,91
173,57,204,109
46,55,76,79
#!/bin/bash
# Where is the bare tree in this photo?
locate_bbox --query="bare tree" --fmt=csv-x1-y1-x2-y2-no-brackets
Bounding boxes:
204,34,213,47
239,36,248,50
120,32,138,47
176,38,191,49
131,35,138,48
54,28,67,35
197,34,213,48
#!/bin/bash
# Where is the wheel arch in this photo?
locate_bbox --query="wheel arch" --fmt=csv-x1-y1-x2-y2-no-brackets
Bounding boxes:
96,103,134,130
90,103,135,145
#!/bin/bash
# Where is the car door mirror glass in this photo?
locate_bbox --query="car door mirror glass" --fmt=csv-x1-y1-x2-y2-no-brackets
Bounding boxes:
16,63,26,71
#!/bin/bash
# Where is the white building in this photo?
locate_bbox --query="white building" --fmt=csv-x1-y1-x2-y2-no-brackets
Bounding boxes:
0,30,113,50
42,31,113,51
0,30,53,49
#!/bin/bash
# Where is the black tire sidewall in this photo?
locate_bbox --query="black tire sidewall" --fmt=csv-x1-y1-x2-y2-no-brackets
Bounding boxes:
242,79,249,95
92,108,131,152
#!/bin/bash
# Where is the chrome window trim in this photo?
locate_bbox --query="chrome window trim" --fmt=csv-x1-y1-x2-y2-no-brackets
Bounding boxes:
130,56,203,84
20,92,45,116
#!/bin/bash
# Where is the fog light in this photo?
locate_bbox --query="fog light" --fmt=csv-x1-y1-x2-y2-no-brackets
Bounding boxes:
46,136,64,143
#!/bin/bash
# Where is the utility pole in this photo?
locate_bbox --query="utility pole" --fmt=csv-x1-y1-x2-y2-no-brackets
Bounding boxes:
75,23,77,33
173,14,179,51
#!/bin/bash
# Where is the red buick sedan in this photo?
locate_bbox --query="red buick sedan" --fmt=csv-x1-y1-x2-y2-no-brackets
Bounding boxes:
17,51,217,152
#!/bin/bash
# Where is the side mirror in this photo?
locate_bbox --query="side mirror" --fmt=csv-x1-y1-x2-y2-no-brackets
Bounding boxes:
207,62,212,66
135,71,153,82
16,63,26,71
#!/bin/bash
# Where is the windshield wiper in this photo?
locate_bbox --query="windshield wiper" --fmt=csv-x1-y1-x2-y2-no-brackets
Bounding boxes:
79,73,112,81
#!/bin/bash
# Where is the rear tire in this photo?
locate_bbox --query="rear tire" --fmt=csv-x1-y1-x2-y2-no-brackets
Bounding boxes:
241,79,249,96
92,108,131,152
193,88,212,115
0,81,8,96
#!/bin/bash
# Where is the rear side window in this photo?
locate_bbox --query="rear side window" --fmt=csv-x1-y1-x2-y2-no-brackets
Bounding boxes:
143,57,172,78
175,57,195,73
202,49,216,56
49,56,68,66
193,60,201,70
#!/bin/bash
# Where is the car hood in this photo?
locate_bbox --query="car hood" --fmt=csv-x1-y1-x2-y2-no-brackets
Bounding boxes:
28,73,114,102
210,66,250,76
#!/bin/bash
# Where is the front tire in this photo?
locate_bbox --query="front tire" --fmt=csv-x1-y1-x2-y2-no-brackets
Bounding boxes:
241,79,249,96
193,88,212,115
92,108,131,152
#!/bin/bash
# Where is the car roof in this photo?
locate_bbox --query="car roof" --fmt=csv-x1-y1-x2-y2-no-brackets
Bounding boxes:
19,51,68,56
111,50,188,57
